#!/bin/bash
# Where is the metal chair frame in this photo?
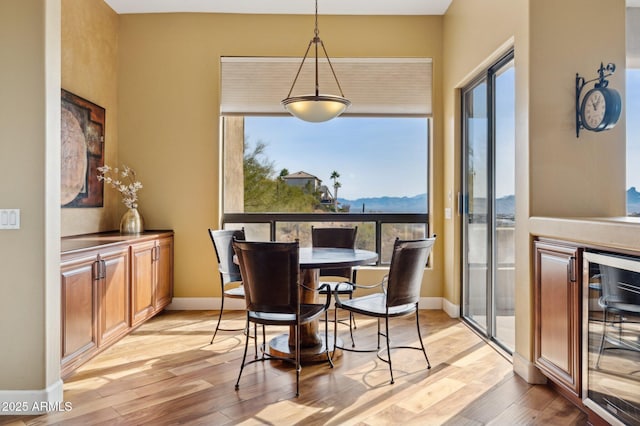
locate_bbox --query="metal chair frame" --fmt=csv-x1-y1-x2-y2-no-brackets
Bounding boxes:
312,226,359,346
334,237,436,384
595,264,640,369
233,239,333,397
208,228,246,344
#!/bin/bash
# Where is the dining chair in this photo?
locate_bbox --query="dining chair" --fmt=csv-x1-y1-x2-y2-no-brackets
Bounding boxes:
595,264,640,368
208,228,246,344
232,239,333,397
312,226,359,346
333,236,436,384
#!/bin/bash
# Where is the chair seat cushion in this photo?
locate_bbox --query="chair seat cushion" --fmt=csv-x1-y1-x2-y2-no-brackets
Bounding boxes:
603,300,640,315
249,303,327,325
338,293,416,318
224,284,245,299
319,281,355,294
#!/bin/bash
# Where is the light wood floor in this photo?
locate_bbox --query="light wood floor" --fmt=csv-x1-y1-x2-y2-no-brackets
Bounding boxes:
2,310,587,425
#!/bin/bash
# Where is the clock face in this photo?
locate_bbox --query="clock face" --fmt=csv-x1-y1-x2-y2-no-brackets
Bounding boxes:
582,89,606,130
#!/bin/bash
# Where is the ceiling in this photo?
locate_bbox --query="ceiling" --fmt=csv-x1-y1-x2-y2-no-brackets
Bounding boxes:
103,0,454,15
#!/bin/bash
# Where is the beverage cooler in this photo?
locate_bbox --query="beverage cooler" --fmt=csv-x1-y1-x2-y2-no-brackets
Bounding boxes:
583,250,640,426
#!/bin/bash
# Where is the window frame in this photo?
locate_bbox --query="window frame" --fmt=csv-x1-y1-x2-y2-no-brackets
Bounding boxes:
220,115,432,265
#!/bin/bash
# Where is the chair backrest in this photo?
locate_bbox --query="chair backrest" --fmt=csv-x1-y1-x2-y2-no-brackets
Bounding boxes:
386,237,436,308
208,228,245,284
599,264,640,308
312,226,358,279
232,240,300,314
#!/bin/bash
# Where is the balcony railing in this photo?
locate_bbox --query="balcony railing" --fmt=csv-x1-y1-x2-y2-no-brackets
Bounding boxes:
222,212,429,265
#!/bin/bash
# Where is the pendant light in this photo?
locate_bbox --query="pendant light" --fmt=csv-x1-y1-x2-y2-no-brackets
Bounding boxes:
281,0,350,122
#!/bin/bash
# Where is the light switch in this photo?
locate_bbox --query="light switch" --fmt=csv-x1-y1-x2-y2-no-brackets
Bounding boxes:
444,208,452,219
0,209,20,229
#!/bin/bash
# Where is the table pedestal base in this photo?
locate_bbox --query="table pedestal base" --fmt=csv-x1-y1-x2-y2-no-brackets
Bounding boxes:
269,333,343,363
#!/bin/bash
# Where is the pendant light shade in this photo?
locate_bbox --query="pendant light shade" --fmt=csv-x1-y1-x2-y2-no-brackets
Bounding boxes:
282,94,350,123
281,0,350,122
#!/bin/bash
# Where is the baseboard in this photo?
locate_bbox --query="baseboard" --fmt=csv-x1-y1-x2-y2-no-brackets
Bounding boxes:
168,297,448,312
418,297,443,310
166,297,245,311
0,379,66,415
441,298,460,318
513,351,547,384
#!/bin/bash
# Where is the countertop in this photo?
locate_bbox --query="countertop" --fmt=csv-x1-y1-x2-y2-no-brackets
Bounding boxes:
61,230,173,254
530,217,640,252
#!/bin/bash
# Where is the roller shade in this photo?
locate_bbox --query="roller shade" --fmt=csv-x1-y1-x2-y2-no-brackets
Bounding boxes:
220,57,432,116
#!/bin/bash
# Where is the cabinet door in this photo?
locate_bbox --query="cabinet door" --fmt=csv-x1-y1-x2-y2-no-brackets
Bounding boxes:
61,256,98,375
534,240,581,397
154,236,174,311
131,240,156,327
98,248,130,346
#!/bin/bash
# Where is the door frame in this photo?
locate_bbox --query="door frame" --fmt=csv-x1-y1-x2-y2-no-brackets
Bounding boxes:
460,49,515,352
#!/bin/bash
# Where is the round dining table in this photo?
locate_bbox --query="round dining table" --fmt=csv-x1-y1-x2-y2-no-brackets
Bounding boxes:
268,247,378,362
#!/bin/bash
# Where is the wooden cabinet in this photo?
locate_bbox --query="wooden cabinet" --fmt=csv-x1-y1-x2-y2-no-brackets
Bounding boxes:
534,239,582,398
131,240,156,327
130,236,174,326
154,236,174,311
97,247,130,347
61,231,173,377
60,254,99,376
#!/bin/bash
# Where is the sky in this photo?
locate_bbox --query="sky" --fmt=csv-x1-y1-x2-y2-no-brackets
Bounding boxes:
244,116,428,199
466,64,515,199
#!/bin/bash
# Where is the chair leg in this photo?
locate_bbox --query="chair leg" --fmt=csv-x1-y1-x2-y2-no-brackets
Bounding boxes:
334,302,339,350
235,313,251,391
295,322,301,397
348,313,355,347
325,309,334,368
210,292,226,344
254,323,259,360
348,292,355,347
415,309,431,369
377,318,381,349
385,316,394,385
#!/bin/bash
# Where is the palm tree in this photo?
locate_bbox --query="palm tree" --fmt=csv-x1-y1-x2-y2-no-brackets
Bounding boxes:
333,181,341,212
330,171,341,212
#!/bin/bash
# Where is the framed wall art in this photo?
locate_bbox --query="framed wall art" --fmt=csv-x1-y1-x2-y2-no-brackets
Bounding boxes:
61,89,105,207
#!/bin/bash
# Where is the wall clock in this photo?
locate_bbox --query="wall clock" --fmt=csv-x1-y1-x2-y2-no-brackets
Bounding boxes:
575,63,622,137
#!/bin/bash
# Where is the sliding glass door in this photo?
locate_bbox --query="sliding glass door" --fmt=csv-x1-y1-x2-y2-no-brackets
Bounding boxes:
462,51,515,352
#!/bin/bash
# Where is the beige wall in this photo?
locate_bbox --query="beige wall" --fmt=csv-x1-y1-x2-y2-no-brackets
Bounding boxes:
526,0,625,368
61,0,120,236
116,13,445,298
0,0,61,393
529,0,626,217
442,0,528,319
442,0,627,379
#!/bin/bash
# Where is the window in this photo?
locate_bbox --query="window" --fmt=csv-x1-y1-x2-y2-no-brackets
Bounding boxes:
222,116,429,263
220,57,432,263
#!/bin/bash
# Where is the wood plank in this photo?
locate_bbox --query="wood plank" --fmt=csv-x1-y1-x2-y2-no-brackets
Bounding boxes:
0,310,587,426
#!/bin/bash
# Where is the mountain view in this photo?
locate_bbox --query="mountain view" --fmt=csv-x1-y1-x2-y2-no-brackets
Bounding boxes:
338,193,518,215
338,193,428,213
628,187,640,216
338,189,640,216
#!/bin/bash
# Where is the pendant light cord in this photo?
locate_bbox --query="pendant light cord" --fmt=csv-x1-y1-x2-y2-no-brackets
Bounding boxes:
284,0,347,99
